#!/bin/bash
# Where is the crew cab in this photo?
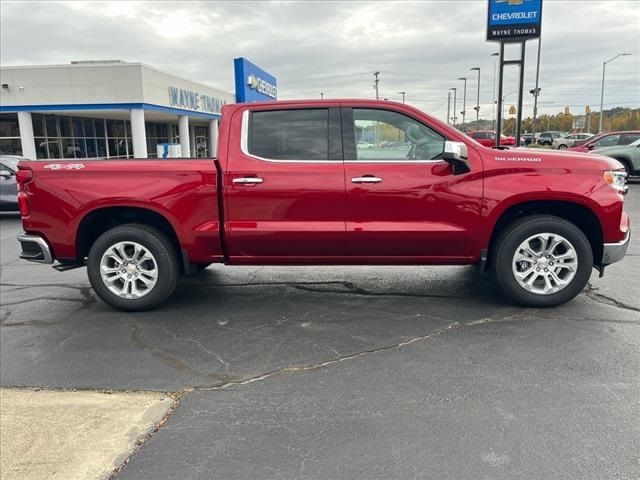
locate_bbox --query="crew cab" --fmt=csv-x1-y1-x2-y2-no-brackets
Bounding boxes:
16,100,630,311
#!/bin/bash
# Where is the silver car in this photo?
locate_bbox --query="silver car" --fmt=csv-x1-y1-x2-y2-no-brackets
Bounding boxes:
552,133,594,150
0,156,22,212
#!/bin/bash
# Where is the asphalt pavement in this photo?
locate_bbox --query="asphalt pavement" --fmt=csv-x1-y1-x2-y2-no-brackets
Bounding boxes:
1,185,639,479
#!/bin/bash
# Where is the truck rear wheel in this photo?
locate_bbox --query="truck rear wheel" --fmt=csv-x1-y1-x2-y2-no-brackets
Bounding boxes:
491,215,593,307
87,224,179,311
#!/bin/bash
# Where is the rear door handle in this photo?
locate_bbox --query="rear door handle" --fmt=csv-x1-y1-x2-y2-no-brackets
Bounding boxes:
233,177,264,185
351,176,383,184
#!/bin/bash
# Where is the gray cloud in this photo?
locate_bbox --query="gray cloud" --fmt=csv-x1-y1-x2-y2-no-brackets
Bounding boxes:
1,0,638,121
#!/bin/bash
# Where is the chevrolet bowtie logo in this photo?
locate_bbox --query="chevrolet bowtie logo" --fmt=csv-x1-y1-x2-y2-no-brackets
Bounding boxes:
496,0,528,5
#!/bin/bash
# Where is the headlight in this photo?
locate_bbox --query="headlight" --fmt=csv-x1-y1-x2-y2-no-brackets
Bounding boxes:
603,170,627,193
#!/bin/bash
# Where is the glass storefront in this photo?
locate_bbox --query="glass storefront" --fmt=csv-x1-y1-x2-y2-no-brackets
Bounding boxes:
0,112,209,159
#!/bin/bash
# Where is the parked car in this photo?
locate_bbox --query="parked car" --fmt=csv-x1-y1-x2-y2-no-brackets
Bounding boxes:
467,130,516,147
16,99,629,311
552,133,594,150
569,131,640,153
592,138,640,176
0,156,21,212
520,133,535,146
537,131,565,146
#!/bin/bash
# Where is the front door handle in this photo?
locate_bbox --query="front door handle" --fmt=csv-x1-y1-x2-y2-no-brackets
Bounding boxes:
351,175,383,184
233,177,264,185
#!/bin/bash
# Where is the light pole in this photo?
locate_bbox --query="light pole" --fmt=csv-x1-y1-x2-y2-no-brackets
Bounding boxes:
491,52,499,131
599,53,632,133
458,77,467,129
449,88,457,126
470,67,480,125
320,92,324,99
373,71,380,100
530,37,542,140
447,91,451,125
398,91,406,103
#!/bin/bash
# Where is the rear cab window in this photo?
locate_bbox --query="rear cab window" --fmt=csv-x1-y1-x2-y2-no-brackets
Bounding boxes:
247,109,341,161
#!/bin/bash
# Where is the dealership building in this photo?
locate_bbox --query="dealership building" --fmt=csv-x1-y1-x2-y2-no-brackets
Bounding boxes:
0,58,276,159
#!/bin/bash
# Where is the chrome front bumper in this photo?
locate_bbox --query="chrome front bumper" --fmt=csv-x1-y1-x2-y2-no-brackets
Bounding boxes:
17,234,53,264
602,231,630,266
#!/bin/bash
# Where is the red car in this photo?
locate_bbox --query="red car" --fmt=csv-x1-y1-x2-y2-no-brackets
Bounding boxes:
16,99,630,311
568,131,640,153
467,130,516,147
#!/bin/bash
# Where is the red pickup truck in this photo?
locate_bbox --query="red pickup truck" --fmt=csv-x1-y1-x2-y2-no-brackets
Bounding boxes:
16,100,630,311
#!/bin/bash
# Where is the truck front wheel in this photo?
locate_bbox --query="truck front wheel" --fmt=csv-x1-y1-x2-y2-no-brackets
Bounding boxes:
87,224,179,311
492,216,593,307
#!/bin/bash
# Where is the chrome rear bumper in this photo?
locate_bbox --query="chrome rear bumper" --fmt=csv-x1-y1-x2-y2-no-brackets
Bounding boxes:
17,234,53,264
602,231,630,266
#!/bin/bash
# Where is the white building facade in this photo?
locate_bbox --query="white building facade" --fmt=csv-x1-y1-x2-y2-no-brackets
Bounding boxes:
0,61,235,159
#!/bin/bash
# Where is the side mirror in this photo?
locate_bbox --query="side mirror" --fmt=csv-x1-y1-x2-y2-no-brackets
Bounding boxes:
587,144,595,150
442,141,471,175
0,170,13,179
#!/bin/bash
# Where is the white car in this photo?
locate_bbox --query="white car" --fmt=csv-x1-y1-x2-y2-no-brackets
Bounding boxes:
553,133,594,150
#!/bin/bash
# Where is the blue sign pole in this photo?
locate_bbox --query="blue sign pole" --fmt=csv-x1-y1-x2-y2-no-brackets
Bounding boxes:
488,0,543,147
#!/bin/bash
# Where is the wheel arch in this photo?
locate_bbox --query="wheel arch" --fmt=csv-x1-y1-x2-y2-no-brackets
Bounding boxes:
75,206,182,267
486,200,604,268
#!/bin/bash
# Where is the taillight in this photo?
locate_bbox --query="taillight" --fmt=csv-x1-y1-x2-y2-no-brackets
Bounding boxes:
16,167,33,217
16,168,33,190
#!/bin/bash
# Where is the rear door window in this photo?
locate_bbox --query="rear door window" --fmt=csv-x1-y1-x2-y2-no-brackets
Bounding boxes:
620,134,640,145
249,109,330,161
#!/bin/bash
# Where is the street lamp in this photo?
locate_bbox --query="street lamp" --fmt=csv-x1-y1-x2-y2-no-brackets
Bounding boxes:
599,53,632,133
470,67,480,124
457,77,467,128
491,52,499,130
449,88,457,126
398,91,406,103
320,92,324,99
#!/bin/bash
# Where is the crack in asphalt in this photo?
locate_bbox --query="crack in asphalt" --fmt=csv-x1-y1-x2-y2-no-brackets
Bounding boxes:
584,283,640,313
126,319,234,385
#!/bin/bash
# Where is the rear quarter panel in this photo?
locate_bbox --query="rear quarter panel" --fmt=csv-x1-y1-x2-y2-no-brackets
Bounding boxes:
20,159,221,263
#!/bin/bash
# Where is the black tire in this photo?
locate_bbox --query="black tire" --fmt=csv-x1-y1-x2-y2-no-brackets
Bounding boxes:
87,224,179,311
558,144,568,150
491,215,593,307
612,158,633,177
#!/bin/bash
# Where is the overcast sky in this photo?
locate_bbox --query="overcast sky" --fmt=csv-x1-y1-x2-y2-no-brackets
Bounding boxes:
1,0,639,122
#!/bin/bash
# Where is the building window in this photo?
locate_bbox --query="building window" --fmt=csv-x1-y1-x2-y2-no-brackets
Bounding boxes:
0,113,22,155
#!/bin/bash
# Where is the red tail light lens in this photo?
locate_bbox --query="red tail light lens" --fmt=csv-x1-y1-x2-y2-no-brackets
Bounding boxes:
16,168,33,216
16,168,33,189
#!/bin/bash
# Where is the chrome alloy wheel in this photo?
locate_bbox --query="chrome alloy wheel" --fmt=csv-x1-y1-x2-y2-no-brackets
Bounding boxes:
512,233,578,295
100,241,158,299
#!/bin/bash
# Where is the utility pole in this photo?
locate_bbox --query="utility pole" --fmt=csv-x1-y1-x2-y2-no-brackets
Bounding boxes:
458,77,467,129
447,91,451,125
398,91,406,103
449,88,457,126
373,71,380,100
599,53,632,133
470,67,480,125
530,37,542,141
491,52,499,131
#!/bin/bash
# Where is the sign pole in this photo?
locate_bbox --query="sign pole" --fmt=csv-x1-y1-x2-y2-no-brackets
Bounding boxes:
495,42,505,147
515,41,526,147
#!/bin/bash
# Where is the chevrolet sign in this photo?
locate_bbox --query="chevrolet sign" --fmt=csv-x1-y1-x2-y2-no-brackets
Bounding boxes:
487,0,542,42
247,74,277,99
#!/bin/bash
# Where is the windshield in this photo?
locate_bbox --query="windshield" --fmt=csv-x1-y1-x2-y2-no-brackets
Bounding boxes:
0,157,20,172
